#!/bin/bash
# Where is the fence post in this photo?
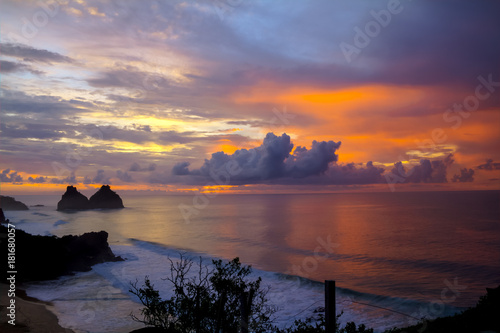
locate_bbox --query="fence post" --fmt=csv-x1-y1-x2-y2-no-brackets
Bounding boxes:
240,291,250,333
325,280,336,333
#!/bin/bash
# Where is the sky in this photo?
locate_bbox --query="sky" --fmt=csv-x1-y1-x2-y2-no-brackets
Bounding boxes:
1,0,499,194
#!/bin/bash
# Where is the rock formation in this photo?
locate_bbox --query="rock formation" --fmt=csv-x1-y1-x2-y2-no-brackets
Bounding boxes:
57,186,90,211
0,195,29,210
89,185,124,209
57,185,124,210
0,225,123,282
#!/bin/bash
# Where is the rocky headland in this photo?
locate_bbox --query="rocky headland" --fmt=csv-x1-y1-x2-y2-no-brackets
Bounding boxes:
0,224,123,282
0,195,29,211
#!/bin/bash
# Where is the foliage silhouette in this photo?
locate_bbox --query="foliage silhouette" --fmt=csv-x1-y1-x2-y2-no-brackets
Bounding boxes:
130,254,376,333
130,254,276,333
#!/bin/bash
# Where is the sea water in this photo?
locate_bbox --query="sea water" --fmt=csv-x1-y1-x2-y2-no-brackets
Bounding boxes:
5,191,500,332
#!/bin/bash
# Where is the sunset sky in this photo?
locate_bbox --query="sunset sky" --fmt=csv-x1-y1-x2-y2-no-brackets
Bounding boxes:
1,0,499,194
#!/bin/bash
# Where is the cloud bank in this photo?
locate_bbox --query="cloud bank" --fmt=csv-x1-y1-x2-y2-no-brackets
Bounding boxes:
168,133,459,186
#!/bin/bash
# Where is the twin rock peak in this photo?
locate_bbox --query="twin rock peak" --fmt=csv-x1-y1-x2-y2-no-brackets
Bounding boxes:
57,185,124,211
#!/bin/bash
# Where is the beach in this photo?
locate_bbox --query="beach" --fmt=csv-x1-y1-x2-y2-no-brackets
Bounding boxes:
0,284,74,333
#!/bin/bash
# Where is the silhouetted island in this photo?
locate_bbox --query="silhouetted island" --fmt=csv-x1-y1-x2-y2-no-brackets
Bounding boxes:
57,185,90,210
57,185,124,211
89,185,124,209
0,195,29,211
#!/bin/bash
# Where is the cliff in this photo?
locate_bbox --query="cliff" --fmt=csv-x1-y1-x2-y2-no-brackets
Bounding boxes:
0,195,29,211
0,224,123,282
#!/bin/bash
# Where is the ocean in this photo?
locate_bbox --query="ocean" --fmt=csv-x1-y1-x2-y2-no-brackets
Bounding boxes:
5,190,500,333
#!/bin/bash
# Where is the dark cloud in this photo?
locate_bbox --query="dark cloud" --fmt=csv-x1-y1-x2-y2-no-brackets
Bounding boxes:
0,60,23,72
28,176,47,183
322,162,385,185
119,0,500,98
191,133,295,182
0,122,197,161
116,170,134,182
0,89,86,116
0,43,74,63
157,131,198,144
51,172,77,184
132,124,152,132
87,66,166,89
0,60,43,75
389,154,455,183
129,162,157,172
166,132,385,185
172,162,190,176
270,162,386,186
82,125,200,146
452,168,475,183
0,169,23,183
224,2,497,92
0,123,69,140
477,159,500,171
168,136,459,186
361,1,500,87
83,170,111,184
93,169,111,184
287,140,341,178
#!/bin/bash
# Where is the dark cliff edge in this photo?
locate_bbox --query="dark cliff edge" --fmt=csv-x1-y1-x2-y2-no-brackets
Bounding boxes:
1,224,123,282
0,195,29,211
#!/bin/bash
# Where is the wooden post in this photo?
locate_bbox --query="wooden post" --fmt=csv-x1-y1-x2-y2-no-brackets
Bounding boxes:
240,291,249,333
325,280,336,333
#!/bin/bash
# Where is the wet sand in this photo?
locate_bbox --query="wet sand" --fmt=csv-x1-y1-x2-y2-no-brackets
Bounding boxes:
0,285,74,333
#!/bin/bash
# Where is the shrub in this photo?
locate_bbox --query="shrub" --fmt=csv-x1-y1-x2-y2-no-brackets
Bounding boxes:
276,312,373,333
130,254,277,333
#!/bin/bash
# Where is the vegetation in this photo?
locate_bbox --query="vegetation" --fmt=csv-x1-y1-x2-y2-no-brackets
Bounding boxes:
275,314,373,333
130,255,374,333
130,255,500,333
384,285,500,333
130,254,276,333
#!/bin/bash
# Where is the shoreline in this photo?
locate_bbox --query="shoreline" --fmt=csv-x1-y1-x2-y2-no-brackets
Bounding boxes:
0,284,75,333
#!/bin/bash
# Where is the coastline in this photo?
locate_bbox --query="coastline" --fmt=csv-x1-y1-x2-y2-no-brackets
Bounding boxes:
0,284,74,333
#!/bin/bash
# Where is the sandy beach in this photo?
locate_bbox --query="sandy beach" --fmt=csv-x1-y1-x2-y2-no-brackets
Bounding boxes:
0,284,74,333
